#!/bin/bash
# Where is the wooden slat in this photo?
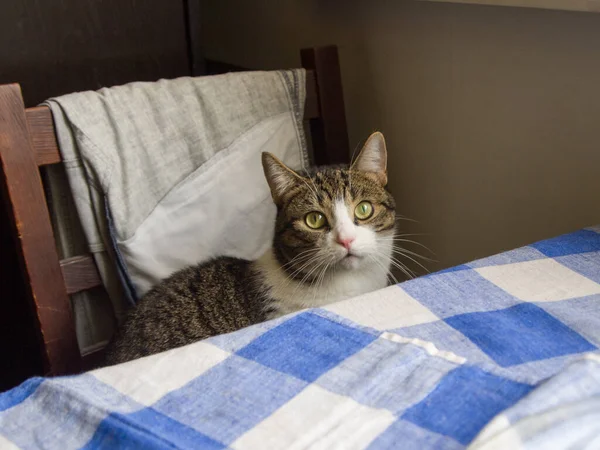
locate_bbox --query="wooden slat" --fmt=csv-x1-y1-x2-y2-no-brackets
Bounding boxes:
25,70,320,168
26,107,61,166
185,0,207,76
60,255,103,295
301,46,350,165
304,71,319,120
0,84,80,375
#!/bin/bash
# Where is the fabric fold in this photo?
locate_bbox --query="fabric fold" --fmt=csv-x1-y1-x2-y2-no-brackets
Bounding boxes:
44,70,307,353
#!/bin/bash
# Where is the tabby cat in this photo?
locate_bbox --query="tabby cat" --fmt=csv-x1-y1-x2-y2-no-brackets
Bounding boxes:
104,132,396,365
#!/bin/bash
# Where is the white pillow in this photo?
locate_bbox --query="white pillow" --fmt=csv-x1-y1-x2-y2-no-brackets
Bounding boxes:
118,112,306,297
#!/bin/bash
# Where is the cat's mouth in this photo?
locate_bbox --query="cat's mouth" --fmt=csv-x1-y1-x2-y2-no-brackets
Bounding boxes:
339,252,362,269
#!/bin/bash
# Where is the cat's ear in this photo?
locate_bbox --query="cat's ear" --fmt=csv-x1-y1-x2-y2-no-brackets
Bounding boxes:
262,152,304,205
351,132,388,186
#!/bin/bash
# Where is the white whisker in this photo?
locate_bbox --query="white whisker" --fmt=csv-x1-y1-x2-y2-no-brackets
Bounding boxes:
294,255,330,290
387,257,417,279
385,238,435,256
368,253,399,285
376,237,435,256
395,216,420,224
311,257,333,305
389,244,436,263
287,254,325,285
280,248,321,270
369,246,416,280
390,248,431,274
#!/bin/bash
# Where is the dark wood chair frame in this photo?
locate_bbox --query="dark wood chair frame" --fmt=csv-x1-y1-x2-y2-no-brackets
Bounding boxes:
0,45,349,377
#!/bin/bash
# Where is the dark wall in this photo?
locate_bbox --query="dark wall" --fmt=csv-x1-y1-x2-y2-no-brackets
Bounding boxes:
0,0,195,106
0,0,200,391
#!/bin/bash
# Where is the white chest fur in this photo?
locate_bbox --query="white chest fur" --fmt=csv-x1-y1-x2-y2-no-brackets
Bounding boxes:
255,249,391,319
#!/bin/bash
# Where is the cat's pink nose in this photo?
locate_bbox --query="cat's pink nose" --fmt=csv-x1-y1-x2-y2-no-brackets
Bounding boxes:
337,237,355,250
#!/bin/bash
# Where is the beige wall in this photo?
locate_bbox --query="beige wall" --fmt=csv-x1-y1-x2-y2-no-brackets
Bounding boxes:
201,0,600,272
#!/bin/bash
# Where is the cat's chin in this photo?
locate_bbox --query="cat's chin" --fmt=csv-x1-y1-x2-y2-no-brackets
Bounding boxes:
338,255,362,270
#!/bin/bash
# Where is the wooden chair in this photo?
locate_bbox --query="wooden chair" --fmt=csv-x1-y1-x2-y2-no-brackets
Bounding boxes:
0,45,350,378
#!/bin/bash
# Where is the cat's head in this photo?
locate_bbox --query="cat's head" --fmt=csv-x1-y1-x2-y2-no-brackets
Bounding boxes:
262,132,395,280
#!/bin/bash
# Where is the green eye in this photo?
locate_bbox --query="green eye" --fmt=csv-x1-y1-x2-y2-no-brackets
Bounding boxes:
305,211,327,229
355,201,374,220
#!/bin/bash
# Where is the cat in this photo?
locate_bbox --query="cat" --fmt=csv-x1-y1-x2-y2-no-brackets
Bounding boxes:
104,131,396,365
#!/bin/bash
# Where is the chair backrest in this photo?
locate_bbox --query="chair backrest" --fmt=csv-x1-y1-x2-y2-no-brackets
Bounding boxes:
0,46,349,377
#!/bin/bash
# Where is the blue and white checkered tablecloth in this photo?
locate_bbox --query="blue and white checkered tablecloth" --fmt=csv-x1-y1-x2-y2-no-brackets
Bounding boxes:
1,227,600,449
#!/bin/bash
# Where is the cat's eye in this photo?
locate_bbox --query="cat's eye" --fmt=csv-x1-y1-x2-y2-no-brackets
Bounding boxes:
305,211,327,229
354,201,374,220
